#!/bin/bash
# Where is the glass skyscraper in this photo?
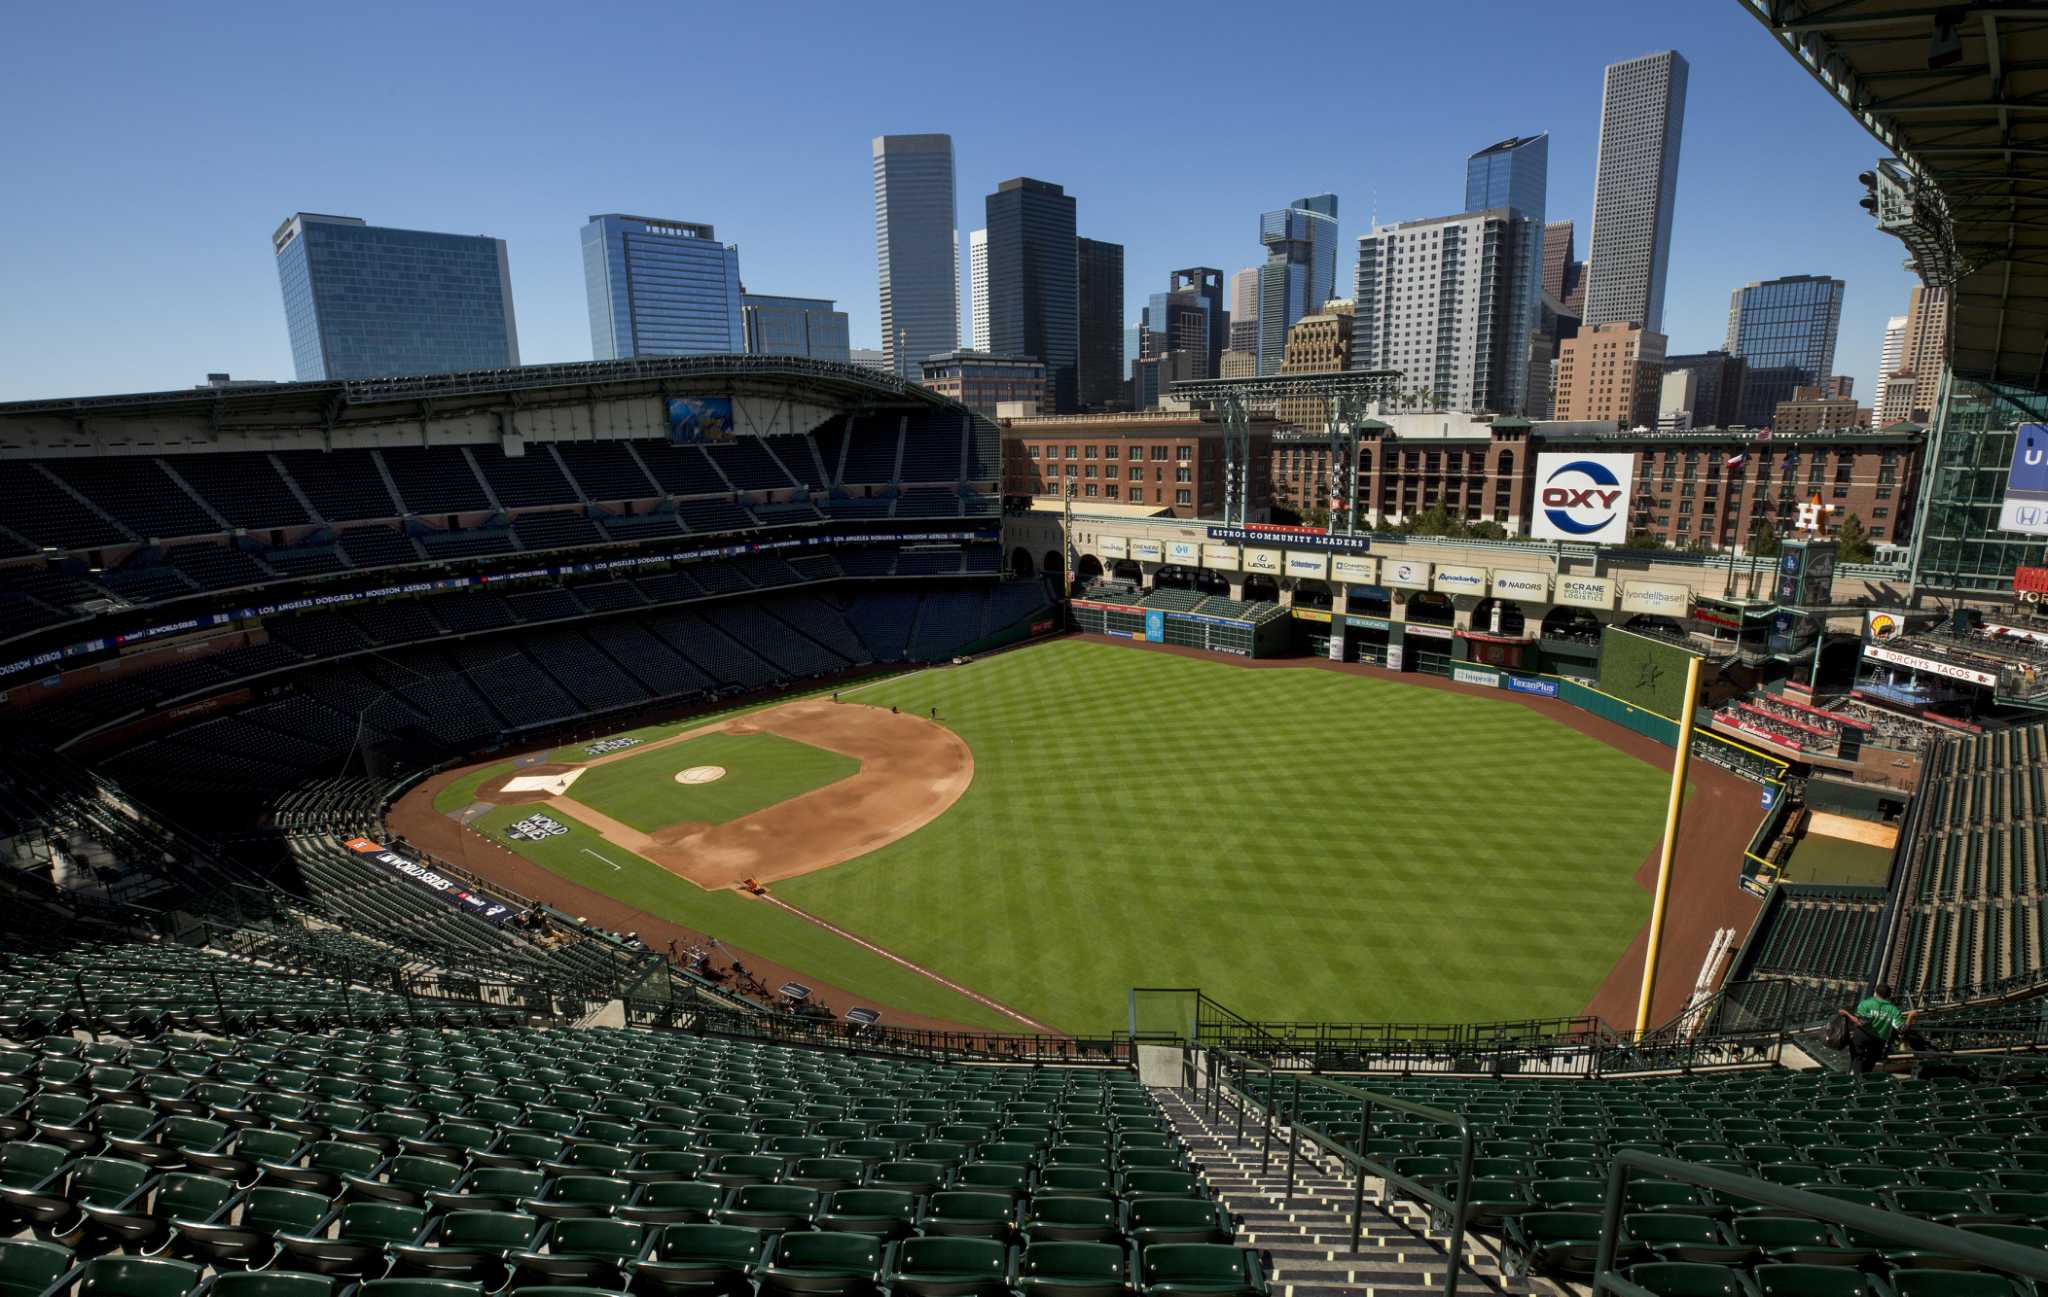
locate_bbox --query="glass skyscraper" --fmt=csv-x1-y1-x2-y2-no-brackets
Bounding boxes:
581,215,743,360
1465,134,1547,415
273,213,519,382
986,177,1079,413
1256,194,1339,376
1723,274,1845,427
740,294,850,364
873,134,959,379
1584,51,1688,333
1075,238,1125,409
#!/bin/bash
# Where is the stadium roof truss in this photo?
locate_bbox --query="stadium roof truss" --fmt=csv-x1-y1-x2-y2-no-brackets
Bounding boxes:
1742,1,2048,388
0,355,963,444
1172,371,1406,530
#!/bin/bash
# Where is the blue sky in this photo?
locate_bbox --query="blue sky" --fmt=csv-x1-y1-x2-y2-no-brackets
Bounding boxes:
2,0,1917,406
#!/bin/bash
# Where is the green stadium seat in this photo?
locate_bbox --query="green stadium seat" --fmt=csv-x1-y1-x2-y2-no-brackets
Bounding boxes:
358,1281,485,1297
882,1236,1010,1297
0,1239,77,1297
260,1140,386,1195
73,1256,205,1297
77,1170,235,1252
953,1164,1030,1198
205,1272,338,1297
817,1189,919,1240
506,1216,646,1289
618,1180,723,1226
387,1210,545,1287
918,1191,1019,1240
1888,1275,2031,1297
633,1223,770,1297
521,1175,634,1221
1133,1243,1269,1297
715,1184,818,1232
756,1230,882,1297
1623,1262,1756,1296
1116,1170,1204,1201
1013,1241,1127,1297
1022,1196,1118,1245
1730,1216,1872,1267
1122,1199,1232,1248
274,1200,429,1277
1508,1211,1618,1279
1036,1168,1111,1196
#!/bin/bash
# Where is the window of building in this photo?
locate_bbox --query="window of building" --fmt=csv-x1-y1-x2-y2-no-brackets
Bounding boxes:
1876,486,1892,499
1176,446,1192,462
1151,446,1169,461
1064,446,1077,459
1105,446,1118,459
1832,487,1848,499
1084,465,1096,478
1175,467,1191,483
1873,507,1889,518
1084,446,1096,459
1155,467,1164,481
1026,445,1039,458
1106,484,1118,499
1065,463,1077,477
1176,489,1192,505
1129,488,1143,502
1128,466,1141,481
1084,484,1098,497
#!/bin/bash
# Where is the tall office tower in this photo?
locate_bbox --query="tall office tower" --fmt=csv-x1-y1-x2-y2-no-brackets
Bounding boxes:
1583,51,1688,331
1465,134,1547,414
1076,237,1125,409
986,178,1079,412
740,294,850,364
1877,284,1950,425
1256,194,1339,375
274,213,519,381
873,134,959,379
1542,220,1581,305
580,214,743,360
1554,322,1667,425
1880,312,1908,379
1350,208,1540,413
1150,268,1225,377
967,229,990,353
1724,274,1845,426
1228,266,1261,353
1140,285,1212,378
1277,303,1355,429
1663,351,1750,427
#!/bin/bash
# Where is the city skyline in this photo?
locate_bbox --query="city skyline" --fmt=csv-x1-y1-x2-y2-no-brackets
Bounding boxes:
3,1,1920,404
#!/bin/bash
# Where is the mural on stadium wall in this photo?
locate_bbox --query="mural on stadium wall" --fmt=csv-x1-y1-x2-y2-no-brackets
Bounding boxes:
666,396,734,443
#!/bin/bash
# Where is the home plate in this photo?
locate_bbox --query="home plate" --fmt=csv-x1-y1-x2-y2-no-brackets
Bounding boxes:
675,766,727,785
502,769,584,796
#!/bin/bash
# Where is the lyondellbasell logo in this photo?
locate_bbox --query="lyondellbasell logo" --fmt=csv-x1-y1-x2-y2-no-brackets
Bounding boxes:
1539,459,1626,536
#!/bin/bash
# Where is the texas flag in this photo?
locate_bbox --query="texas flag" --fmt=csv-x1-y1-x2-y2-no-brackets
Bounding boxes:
1725,452,1748,468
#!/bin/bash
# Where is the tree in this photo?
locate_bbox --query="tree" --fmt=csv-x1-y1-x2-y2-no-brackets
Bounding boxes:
1625,528,1668,550
1835,512,1876,564
1407,504,1462,538
1747,517,1781,558
1465,519,1509,540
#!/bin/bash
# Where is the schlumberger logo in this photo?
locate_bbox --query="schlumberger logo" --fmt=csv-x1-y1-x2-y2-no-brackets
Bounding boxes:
1539,459,1626,536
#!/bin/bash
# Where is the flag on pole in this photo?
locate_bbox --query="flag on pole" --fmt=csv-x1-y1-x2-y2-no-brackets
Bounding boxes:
1725,452,1748,468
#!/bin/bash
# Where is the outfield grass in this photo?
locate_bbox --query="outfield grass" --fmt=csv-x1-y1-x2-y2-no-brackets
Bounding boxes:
776,640,1674,1033
466,799,1013,1030
567,733,858,834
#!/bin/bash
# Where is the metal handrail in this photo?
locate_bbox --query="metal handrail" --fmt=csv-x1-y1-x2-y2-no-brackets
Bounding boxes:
1214,1057,1479,1297
1591,1149,2048,1294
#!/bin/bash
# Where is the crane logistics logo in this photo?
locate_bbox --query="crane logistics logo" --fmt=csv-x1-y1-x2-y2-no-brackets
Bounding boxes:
1530,452,1635,545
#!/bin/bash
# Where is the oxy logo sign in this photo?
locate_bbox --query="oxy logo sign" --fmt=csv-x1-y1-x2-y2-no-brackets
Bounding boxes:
1530,452,1634,544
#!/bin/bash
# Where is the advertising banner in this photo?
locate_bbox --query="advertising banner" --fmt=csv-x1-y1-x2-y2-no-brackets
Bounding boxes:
1432,564,1488,596
1453,666,1501,688
1387,642,1405,671
1382,558,1432,590
1348,616,1392,632
1620,581,1691,617
1554,575,1615,609
666,397,735,443
1863,644,1998,688
1144,609,1165,642
1242,547,1283,574
1202,544,1240,571
1998,423,2048,536
1328,633,1345,661
1166,540,1201,566
343,837,515,923
1290,607,1333,623
1206,525,1372,553
1285,551,1329,580
1530,452,1635,544
1491,569,1550,601
1507,675,1560,698
1865,611,1904,641
1130,539,1164,562
1097,535,1128,558
1330,554,1378,584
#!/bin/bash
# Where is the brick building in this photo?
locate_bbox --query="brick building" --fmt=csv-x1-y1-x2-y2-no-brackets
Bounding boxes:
1772,386,1863,434
920,351,1047,417
1556,323,1666,426
1265,415,1923,551
1002,411,1273,519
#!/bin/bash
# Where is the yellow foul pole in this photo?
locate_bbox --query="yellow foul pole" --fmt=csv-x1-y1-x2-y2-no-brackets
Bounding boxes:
1635,653,1703,1039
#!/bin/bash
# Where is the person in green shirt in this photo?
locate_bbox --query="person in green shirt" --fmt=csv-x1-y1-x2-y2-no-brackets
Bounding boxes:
1838,985,1914,1074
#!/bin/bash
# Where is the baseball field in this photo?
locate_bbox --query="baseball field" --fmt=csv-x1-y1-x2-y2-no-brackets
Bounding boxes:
410,638,1682,1035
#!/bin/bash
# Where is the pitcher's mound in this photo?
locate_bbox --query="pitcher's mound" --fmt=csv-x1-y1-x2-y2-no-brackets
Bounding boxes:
675,766,727,785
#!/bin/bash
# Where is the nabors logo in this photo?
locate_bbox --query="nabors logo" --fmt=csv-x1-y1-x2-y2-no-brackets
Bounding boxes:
1530,452,1634,544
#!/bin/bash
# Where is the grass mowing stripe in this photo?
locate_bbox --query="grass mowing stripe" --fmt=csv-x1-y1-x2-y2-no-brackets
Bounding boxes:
466,800,1013,1030
567,732,858,833
776,638,1670,1034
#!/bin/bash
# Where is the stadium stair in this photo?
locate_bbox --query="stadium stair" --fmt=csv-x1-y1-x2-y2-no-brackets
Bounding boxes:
1153,1089,1554,1297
